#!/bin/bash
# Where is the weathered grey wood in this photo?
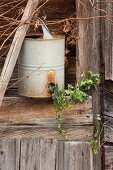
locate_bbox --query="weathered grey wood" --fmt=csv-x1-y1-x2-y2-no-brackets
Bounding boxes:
76,2,101,170
103,145,113,170
20,138,57,170
0,126,94,141
102,86,113,146
104,118,113,143
0,0,40,106
76,1,101,169
0,97,92,126
101,1,113,80
103,92,113,143
0,138,94,170
103,92,113,117
0,138,20,170
0,96,93,141
103,92,113,142
56,141,93,170
76,0,100,83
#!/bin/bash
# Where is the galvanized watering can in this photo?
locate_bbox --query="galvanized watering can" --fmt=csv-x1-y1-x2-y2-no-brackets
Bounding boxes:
18,18,65,98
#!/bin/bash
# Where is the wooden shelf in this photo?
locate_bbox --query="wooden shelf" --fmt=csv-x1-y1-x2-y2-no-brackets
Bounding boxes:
0,96,93,141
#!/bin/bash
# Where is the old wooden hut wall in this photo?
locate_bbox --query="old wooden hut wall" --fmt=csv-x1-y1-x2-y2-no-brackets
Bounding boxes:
0,1,103,169
0,0,76,95
101,1,113,170
0,96,95,170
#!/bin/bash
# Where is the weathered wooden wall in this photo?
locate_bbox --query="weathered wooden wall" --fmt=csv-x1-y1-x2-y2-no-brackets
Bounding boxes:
101,1,113,169
0,0,104,169
0,138,93,170
0,96,96,170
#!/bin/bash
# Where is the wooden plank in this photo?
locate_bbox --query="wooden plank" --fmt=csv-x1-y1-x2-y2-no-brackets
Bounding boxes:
0,138,20,170
20,138,57,170
103,145,113,170
101,1,113,80
76,0,101,128
103,89,113,143
0,96,93,141
0,138,94,170
0,0,40,106
76,1,101,170
103,88,113,143
56,141,93,170
0,126,93,141
103,92,113,143
0,96,92,126
103,92,113,118
104,117,113,143
76,0,100,82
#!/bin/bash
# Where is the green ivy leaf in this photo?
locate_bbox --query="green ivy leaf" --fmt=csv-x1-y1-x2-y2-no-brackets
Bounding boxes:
48,70,101,143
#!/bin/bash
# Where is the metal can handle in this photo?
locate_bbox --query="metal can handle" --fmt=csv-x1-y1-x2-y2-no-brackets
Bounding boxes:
36,17,53,39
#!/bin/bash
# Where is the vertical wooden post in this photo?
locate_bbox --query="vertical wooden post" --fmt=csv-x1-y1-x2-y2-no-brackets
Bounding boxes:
76,1,100,82
101,1,113,80
0,0,40,106
76,1,101,170
101,1,113,169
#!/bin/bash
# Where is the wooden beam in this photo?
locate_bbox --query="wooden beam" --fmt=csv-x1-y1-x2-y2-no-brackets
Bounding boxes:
0,0,40,106
76,0,100,82
101,1,113,80
0,96,93,141
76,1,101,170
0,96,92,126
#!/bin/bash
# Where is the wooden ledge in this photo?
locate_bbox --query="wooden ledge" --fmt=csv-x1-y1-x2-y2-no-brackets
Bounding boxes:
0,96,93,141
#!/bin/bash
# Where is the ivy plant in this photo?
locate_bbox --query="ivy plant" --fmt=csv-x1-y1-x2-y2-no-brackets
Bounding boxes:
91,113,101,155
48,83,68,139
48,70,100,149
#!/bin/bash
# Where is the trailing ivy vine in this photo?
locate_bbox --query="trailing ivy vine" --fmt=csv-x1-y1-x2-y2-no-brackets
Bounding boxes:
48,70,101,150
91,113,101,155
48,83,69,139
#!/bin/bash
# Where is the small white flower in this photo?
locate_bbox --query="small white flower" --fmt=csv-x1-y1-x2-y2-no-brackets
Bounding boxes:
81,74,84,77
